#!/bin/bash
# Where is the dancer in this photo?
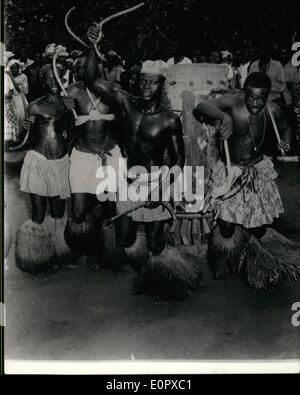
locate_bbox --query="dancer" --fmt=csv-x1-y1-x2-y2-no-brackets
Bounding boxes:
63,54,123,270
84,25,202,300
86,26,184,253
194,72,293,286
16,64,73,273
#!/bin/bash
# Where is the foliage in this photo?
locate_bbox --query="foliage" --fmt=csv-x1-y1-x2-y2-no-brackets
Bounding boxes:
5,0,300,60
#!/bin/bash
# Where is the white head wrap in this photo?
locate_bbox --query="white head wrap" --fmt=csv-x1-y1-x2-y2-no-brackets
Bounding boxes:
107,50,118,57
5,51,14,60
7,59,20,69
140,60,169,78
56,45,69,57
43,44,69,59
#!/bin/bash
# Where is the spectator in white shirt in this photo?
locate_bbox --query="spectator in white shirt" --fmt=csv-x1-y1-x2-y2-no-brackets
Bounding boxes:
167,42,192,66
248,43,286,105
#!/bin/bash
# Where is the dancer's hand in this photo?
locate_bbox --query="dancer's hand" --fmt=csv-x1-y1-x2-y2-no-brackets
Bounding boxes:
87,23,103,45
22,118,32,131
202,193,213,214
63,96,75,111
218,114,233,140
277,141,290,153
145,201,161,209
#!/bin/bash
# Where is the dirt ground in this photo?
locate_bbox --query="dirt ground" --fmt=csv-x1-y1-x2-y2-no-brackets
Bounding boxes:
4,161,300,361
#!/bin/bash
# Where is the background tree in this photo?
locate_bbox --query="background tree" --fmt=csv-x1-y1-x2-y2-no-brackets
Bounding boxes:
5,0,300,60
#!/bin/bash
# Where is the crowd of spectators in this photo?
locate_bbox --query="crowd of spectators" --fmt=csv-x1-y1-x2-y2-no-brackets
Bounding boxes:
4,36,300,153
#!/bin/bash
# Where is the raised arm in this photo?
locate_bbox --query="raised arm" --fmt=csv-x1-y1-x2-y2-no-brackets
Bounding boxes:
85,24,123,109
56,103,75,139
21,103,37,133
193,94,236,139
85,23,102,85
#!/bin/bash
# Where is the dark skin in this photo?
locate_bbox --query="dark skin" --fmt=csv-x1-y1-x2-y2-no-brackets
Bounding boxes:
129,68,141,96
63,56,118,228
85,26,185,254
193,51,207,63
23,67,70,224
73,56,86,82
66,85,117,154
257,45,273,73
18,48,30,63
209,51,221,64
194,86,291,238
10,63,20,79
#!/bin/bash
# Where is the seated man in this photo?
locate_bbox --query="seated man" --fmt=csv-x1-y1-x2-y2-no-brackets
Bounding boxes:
194,72,291,278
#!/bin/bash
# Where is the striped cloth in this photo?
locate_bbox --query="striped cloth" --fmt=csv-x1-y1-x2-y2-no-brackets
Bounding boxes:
210,156,284,228
116,169,172,223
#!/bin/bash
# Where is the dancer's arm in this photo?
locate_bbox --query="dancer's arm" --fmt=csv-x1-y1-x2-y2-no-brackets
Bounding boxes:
193,94,235,140
85,24,124,110
146,116,185,208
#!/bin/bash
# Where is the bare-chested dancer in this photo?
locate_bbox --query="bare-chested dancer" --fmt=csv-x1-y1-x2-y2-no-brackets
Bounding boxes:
63,54,122,269
85,25,185,257
16,64,72,273
194,72,291,277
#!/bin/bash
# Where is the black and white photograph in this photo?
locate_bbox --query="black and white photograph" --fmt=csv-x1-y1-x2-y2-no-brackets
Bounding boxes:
2,0,300,375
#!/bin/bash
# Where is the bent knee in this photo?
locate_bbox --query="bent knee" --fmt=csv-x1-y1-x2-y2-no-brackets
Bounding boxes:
249,226,266,239
32,213,45,224
219,220,235,239
32,216,45,225
147,236,165,255
117,233,136,248
50,206,65,219
72,212,86,224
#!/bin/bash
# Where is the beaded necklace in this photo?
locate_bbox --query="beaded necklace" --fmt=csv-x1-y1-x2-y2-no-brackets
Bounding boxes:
245,106,266,152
